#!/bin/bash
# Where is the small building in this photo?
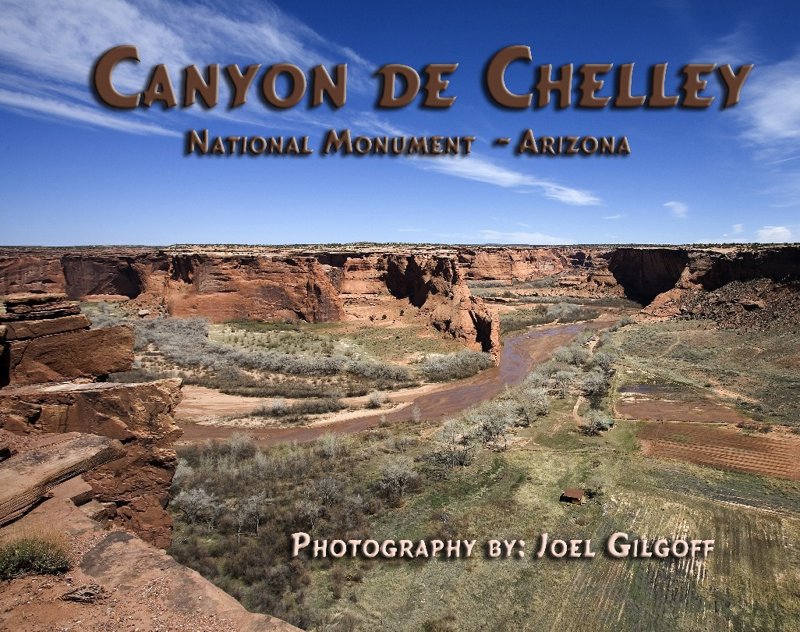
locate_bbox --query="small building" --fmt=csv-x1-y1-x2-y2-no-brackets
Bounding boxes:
560,488,585,505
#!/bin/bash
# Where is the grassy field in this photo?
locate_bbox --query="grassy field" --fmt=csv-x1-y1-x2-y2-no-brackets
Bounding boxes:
606,320,800,426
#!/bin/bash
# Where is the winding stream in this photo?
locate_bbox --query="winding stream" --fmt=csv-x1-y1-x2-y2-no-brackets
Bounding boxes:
178,320,609,446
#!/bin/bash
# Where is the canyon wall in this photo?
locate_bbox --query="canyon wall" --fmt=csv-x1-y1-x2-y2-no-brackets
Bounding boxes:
455,245,799,317
1,245,798,338
0,247,501,356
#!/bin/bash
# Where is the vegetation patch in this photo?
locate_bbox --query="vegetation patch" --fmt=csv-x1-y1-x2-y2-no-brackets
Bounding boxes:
0,531,71,580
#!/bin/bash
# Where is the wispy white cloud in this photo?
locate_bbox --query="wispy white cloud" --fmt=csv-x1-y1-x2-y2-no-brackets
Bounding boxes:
0,0,602,209
421,155,601,206
0,0,374,132
731,223,744,234
755,225,792,242
664,200,688,218
0,88,180,136
477,229,575,245
737,53,800,150
602,214,623,220
698,27,760,67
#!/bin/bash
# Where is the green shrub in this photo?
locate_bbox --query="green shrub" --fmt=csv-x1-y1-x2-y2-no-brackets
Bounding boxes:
0,531,71,580
253,397,345,420
582,409,615,435
500,307,554,333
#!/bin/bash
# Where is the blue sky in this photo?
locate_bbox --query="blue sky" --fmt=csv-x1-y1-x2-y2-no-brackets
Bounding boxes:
1,0,799,246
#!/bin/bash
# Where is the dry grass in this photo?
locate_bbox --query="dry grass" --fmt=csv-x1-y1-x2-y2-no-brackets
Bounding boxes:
0,527,71,580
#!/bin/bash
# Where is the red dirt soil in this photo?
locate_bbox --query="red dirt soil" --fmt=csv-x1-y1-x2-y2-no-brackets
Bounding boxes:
615,383,749,424
638,422,800,480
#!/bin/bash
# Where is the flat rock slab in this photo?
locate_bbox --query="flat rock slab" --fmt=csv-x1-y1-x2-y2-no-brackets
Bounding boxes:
81,531,298,631
2,293,68,307
0,379,182,440
0,432,124,526
0,493,300,631
1,314,90,340
1,325,134,386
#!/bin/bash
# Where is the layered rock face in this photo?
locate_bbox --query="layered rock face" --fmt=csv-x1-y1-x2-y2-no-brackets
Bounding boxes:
640,247,800,323
382,254,499,355
312,251,500,355
0,251,345,323
457,247,621,294
1,244,797,338
0,294,182,548
0,247,501,357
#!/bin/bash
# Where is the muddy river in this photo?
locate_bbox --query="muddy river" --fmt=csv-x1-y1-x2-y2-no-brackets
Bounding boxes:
178,320,608,446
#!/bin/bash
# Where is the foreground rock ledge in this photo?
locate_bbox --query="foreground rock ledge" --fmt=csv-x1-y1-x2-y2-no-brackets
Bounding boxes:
0,475,298,631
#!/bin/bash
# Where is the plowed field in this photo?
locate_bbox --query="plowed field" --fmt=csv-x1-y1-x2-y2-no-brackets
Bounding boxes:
638,422,800,480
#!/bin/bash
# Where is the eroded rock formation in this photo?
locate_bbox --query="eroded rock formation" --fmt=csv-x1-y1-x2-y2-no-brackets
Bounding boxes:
0,247,501,357
0,294,182,548
1,244,798,338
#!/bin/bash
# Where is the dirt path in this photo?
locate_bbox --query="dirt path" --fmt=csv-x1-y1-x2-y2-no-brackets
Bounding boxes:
571,335,597,427
177,320,611,447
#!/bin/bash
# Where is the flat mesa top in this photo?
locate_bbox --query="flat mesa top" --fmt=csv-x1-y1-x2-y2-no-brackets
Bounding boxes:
562,488,585,498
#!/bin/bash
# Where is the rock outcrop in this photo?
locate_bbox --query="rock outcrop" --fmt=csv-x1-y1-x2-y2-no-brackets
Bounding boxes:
0,294,182,548
340,254,500,357
0,247,502,358
457,247,622,295
639,247,800,324
1,244,798,341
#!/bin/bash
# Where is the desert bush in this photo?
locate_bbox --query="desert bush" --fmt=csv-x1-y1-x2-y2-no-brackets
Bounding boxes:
553,344,589,366
376,458,419,504
366,391,388,409
312,477,345,505
580,369,610,397
524,370,550,389
466,400,517,449
434,420,476,468
500,307,554,333
133,317,412,383
582,410,615,435
609,316,634,332
227,432,256,461
316,433,350,459
590,350,616,372
0,531,71,579
172,458,195,491
553,370,579,398
546,303,601,323
419,351,494,382
171,487,222,531
82,301,126,329
253,397,344,420
515,387,550,423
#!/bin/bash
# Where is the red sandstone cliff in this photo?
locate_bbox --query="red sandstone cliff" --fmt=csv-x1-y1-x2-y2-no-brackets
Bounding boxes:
0,293,182,548
1,244,797,338
0,247,502,357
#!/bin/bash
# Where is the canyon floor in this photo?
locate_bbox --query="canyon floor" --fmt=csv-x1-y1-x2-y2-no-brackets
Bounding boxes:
2,244,799,631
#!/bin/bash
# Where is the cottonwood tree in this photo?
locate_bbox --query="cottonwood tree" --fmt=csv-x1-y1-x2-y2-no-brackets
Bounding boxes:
469,401,517,450
229,493,270,543
377,458,418,504
517,387,549,424
437,420,475,468
554,370,578,399
172,487,221,532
